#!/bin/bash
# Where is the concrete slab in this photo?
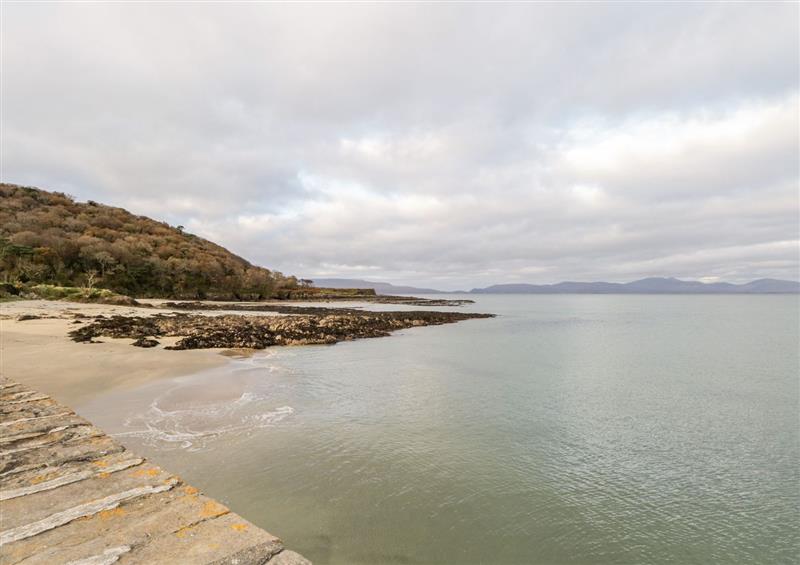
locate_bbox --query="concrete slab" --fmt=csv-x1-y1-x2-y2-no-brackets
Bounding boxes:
0,377,310,564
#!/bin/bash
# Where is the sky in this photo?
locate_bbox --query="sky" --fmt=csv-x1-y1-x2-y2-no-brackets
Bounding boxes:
2,2,798,289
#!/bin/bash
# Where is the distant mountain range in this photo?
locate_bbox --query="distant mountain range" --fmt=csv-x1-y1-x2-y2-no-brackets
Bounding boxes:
314,277,800,294
470,277,800,294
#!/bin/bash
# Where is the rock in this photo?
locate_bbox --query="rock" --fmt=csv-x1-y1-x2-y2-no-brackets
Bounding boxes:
69,310,494,351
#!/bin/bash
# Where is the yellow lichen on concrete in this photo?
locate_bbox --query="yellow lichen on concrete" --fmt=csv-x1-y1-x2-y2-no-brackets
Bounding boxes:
99,507,126,520
200,500,229,518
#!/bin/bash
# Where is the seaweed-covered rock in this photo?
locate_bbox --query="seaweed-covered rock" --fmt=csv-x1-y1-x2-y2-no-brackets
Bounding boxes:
69,310,494,350
17,315,41,321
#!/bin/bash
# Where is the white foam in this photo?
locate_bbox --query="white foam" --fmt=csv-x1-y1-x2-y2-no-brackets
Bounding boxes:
115,388,294,452
246,406,295,425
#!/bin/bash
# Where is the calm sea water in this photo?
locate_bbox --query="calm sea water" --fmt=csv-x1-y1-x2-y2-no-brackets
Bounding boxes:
80,295,800,565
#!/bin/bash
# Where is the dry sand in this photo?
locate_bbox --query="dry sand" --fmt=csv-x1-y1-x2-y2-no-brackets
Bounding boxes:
0,300,227,406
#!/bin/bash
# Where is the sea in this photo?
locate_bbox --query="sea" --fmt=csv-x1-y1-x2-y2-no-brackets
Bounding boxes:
78,294,800,565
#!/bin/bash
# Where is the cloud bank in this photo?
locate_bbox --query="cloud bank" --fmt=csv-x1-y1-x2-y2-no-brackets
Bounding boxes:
3,3,798,287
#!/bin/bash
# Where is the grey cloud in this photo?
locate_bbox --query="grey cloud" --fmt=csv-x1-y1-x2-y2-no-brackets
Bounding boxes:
2,3,798,288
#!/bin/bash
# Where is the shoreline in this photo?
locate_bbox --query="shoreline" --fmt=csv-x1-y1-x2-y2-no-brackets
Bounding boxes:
0,301,228,407
1,298,492,406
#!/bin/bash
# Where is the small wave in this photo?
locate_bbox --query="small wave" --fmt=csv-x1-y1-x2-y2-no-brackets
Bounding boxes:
225,348,280,368
246,406,294,425
234,391,260,405
115,392,294,452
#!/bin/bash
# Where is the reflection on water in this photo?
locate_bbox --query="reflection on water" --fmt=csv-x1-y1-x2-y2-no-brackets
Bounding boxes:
80,295,800,565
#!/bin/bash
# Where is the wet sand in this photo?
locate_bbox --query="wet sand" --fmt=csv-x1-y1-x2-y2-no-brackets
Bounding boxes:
0,300,227,406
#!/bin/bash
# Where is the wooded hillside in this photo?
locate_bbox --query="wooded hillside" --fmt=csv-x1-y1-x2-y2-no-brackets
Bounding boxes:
0,184,298,299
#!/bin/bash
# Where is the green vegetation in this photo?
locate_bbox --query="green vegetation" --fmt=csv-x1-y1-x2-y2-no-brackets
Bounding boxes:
284,287,377,299
27,284,138,304
0,282,138,304
0,184,298,299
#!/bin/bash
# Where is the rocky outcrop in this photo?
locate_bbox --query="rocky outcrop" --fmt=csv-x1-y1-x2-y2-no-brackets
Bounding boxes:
364,296,474,306
160,302,367,316
278,286,473,305
160,296,474,313
69,310,494,350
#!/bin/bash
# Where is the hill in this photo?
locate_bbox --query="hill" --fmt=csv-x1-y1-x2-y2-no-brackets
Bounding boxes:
0,183,298,299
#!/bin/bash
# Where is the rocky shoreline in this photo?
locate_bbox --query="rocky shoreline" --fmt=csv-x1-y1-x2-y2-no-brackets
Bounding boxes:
160,301,370,316
323,295,475,306
69,310,494,350
160,295,473,309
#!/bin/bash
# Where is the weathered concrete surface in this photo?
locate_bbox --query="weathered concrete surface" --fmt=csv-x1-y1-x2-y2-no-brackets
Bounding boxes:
0,377,310,565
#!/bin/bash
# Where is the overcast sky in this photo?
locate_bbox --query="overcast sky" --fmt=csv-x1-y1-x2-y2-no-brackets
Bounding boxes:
3,3,798,288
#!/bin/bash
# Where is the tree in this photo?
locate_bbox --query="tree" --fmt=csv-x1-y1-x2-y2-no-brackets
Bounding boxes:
0,237,35,282
84,269,98,290
94,251,117,279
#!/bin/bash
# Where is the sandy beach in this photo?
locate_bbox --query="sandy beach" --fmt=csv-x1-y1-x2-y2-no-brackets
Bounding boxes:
0,298,486,407
0,300,227,406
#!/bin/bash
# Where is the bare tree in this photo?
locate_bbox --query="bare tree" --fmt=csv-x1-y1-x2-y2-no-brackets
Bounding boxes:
84,270,98,291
